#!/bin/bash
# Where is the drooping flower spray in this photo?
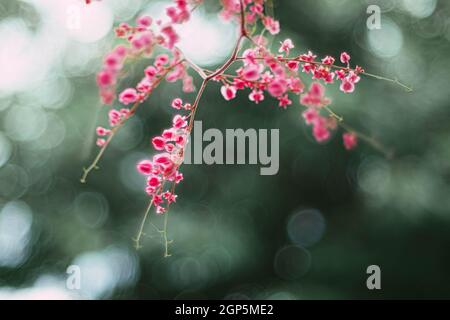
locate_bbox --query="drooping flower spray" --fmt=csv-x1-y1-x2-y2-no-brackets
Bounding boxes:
82,0,411,256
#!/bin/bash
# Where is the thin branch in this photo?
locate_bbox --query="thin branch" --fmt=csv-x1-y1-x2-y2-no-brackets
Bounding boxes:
339,122,394,159
133,200,153,250
235,56,413,92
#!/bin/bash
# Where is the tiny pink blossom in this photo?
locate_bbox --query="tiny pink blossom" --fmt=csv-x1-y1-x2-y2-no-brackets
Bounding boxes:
137,15,152,27
220,85,237,101
340,52,351,64
96,138,106,147
313,124,330,142
137,160,153,175
147,175,161,187
263,16,280,35
279,39,294,55
155,54,169,66
302,108,318,125
104,53,121,69
242,64,260,81
145,66,157,79
96,126,111,136
340,79,355,93
96,71,114,87
343,132,358,150
249,89,264,104
156,206,166,214
321,56,335,65
286,60,299,71
268,78,287,98
172,115,187,129
171,98,183,110
278,95,292,109
119,88,138,105
152,136,166,150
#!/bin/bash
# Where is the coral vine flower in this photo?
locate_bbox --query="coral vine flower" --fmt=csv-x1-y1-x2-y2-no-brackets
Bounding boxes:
300,82,331,108
137,160,153,175
343,132,358,150
340,79,355,93
152,136,166,150
119,88,139,105
242,64,260,81
279,39,294,55
221,85,237,101
249,89,264,103
340,52,351,64
171,98,183,109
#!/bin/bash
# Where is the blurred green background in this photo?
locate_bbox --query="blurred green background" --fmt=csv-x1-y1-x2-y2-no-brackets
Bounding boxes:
0,0,449,299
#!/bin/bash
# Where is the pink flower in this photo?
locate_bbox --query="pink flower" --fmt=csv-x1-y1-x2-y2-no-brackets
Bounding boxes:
300,82,331,108
347,71,361,84
302,108,318,125
162,129,174,140
96,138,106,147
286,60,299,71
242,49,257,65
175,172,183,183
155,54,169,66
96,71,114,87
137,160,153,175
321,56,335,65
145,66,157,79
263,16,280,35
108,109,122,126
100,89,114,105
300,51,317,63
242,64,260,81
104,53,121,70
249,89,264,104
172,115,187,129
268,78,287,97
340,79,355,93
278,95,292,109
152,194,164,206
147,175,161,187
96,126,111,136
137,15,152,27
175,135,186,146
340,52,351,64
171,98,183,110
279,39,294,55
114,45,127,58
288,77,304,93
161,25,179,49
156,206,166,214
153,153,172,166
136,79,151,92
152,136,166,150
183,76,195,92
119,88,138,105
343,132,358,150
335,69,347,80
153,153,175,175
313,124,330,142
220,85,237,101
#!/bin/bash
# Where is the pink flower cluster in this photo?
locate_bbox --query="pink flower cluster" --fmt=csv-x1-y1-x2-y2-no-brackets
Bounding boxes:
136,105,190,214
216,36,361,149
220,0,280,35
90,0,363,223
96,0,195,105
